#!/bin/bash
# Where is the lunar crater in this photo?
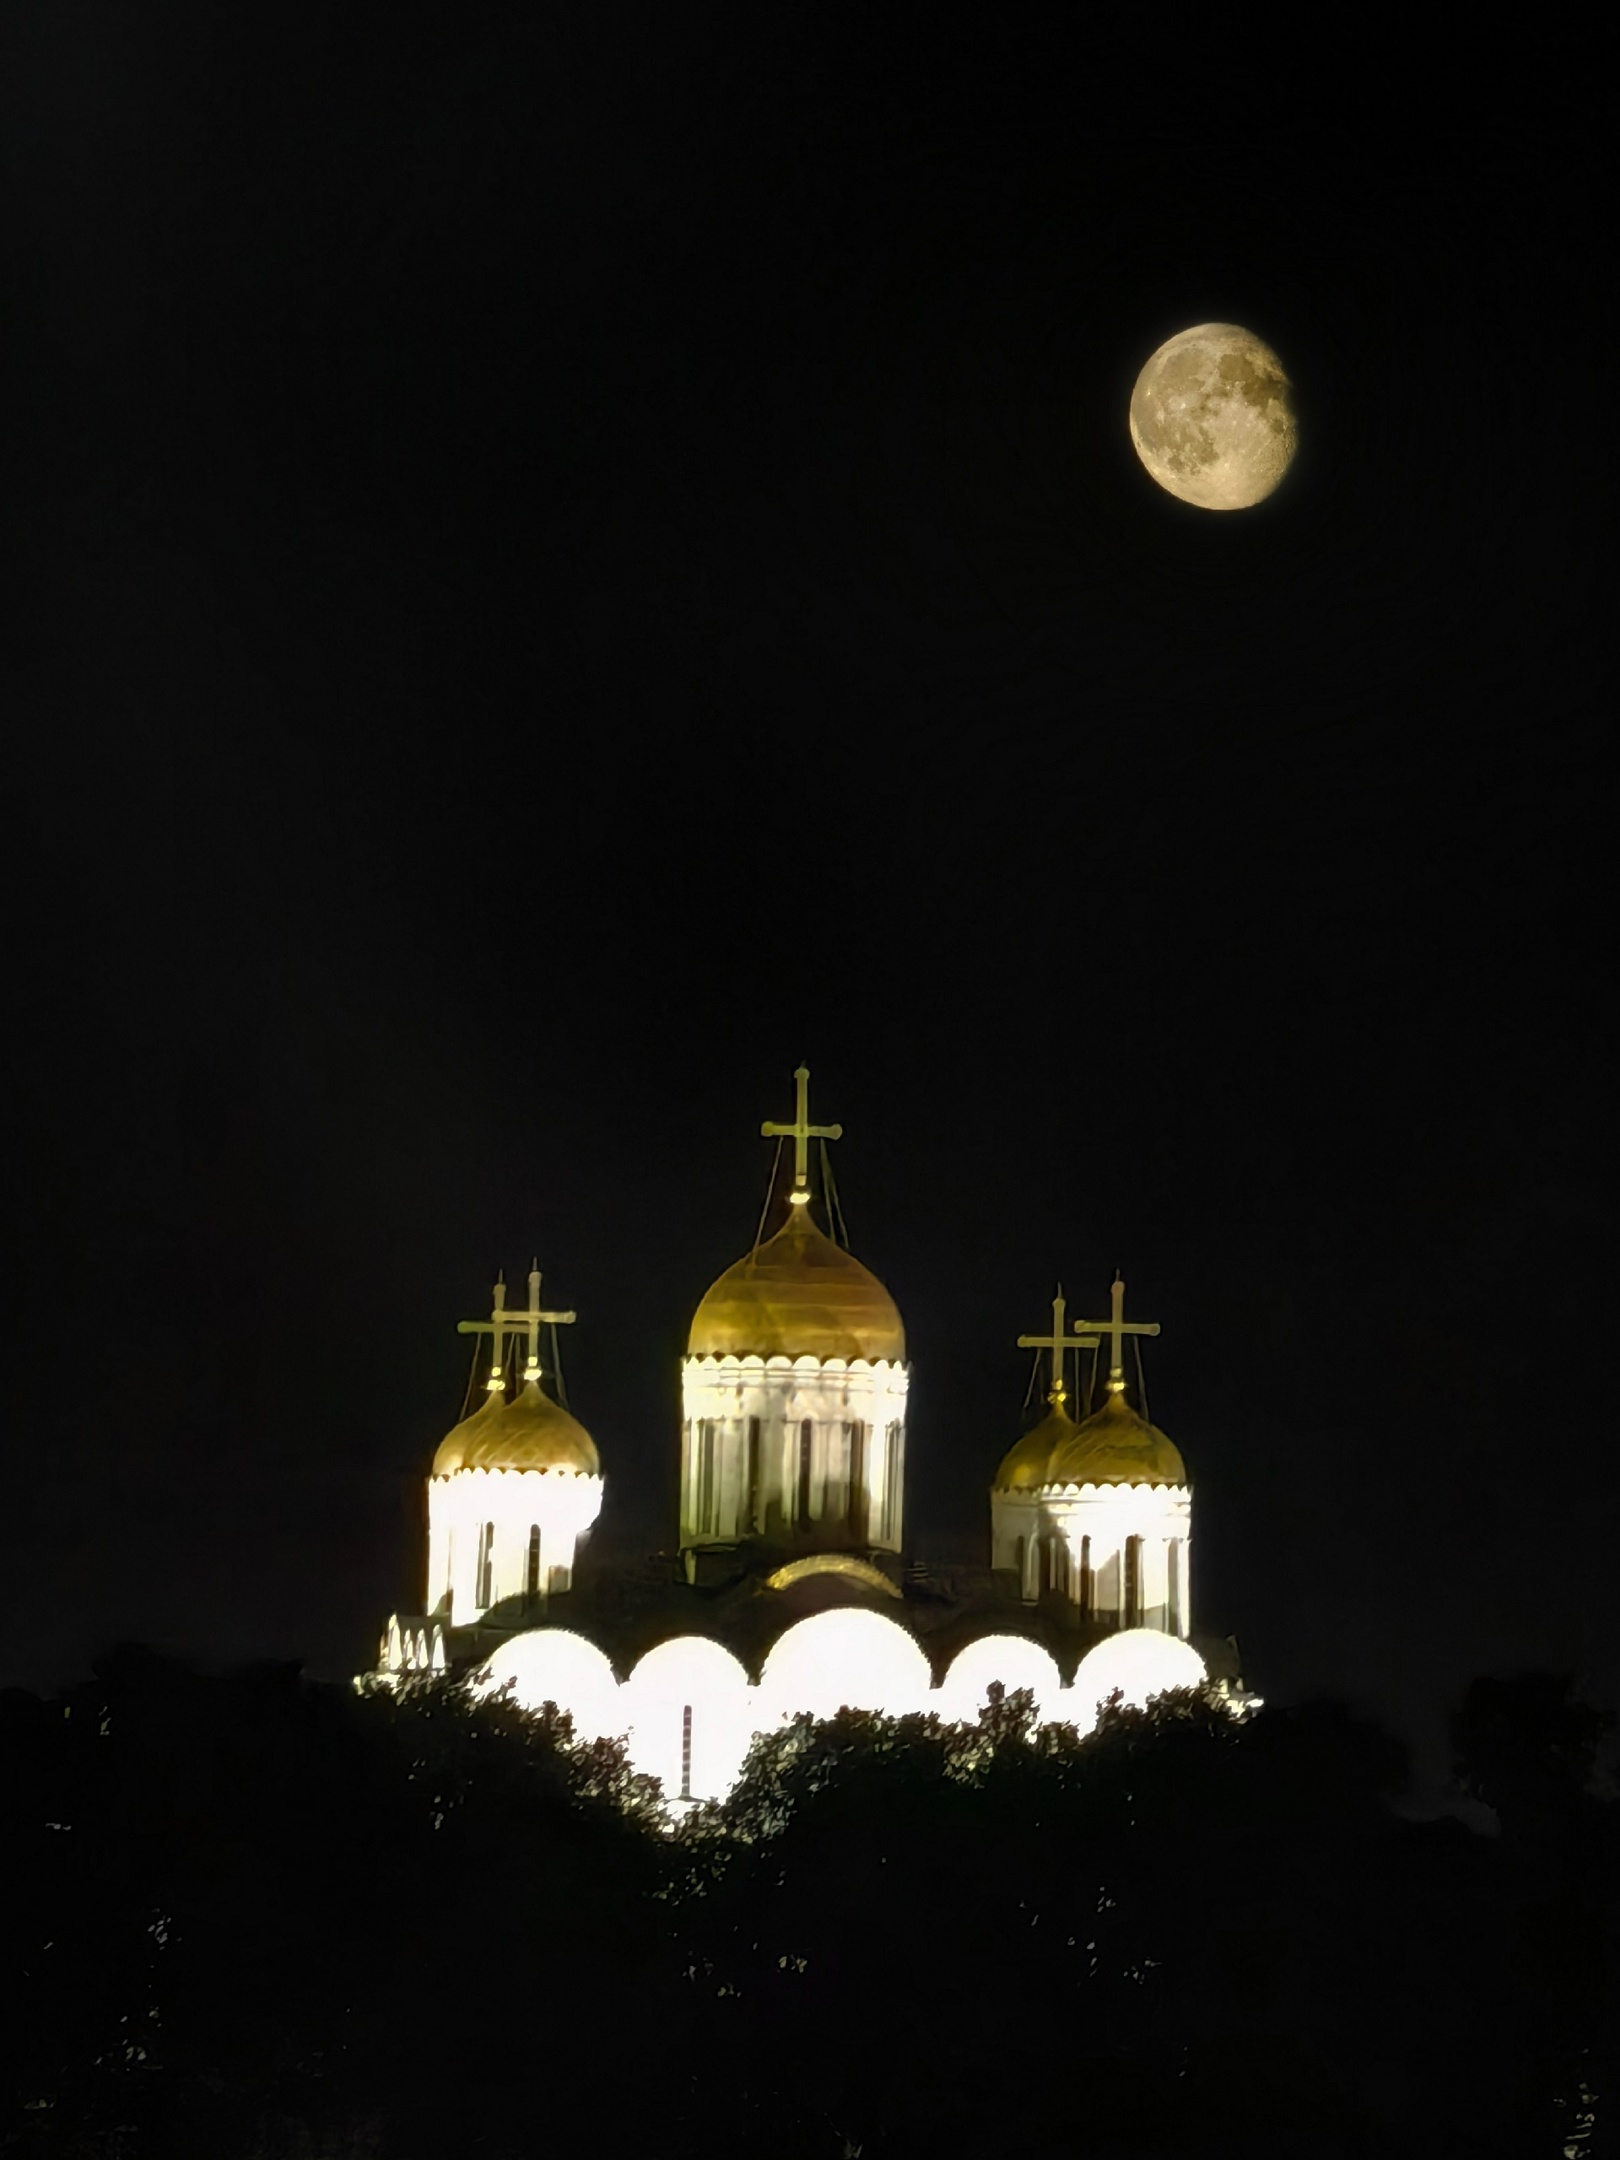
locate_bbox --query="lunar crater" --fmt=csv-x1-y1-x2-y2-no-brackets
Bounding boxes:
1129,323,1297,510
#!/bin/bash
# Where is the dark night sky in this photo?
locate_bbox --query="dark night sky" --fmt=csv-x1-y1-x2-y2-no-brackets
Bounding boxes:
4,12,1609,1771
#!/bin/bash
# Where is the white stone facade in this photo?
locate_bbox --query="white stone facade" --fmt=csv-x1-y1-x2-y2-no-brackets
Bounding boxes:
1034,1480,1193,1635
991,1479,1191,1632
462,1614,1211,1805
678,1354,910,1556
426,1463,605,1626
989,1487,1043,1599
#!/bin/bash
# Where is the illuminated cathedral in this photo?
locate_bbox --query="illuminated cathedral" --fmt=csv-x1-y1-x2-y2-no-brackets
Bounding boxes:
378,1070,1245,1800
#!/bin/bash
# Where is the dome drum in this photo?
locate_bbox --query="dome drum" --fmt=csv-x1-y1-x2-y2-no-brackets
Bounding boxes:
1027,1486,1192,1640
680,1360,910,1561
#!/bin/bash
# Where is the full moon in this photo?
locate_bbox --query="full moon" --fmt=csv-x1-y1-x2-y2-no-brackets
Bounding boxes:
1129,323,1297,510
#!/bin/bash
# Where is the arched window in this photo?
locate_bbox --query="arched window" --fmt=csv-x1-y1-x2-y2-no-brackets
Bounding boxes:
476,1521,496,1609
1079,1534,1093,1619
1168,1539,1183,1636
697,1420,717,1533
1124,1535,1143,1627
1012,1533,1029,1599
883,1421,902,1542
745,1416,762,1533
847,1420,868,1540
796,1419,814,1525
525,1525,541,1599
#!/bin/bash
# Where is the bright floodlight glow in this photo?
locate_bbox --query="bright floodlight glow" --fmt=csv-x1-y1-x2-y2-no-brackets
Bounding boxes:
938,1634,1065,1726
622,1636,753,1803
477,1628,626,1742
1068,1628,1207,1735
757,1609,932,1724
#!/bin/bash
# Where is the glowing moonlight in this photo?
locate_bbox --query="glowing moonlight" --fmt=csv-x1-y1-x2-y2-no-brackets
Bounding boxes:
1129,323,1297,510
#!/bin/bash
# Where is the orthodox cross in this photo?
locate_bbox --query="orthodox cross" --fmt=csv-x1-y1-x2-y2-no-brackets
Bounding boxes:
761,1065,843,1204
1017,1286,1101,1407
1066,1272,1160,1395
457,1264,577,1393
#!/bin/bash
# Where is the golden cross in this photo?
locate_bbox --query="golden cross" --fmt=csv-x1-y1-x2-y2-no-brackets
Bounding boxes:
1017,1285,1101,1406
456,1263,577,1393
1066,1272,1160,1395
761,1065,843,1204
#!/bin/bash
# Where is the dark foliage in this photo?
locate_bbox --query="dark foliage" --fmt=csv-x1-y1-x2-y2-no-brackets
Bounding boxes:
0,1658,1610,2158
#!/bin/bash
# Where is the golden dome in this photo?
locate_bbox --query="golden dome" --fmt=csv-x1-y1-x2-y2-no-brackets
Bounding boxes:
432,1379,600,1477
688,1203,905,1364
430,1391,505,1476
994,1398,1080,1491
1045,1390,1186,1489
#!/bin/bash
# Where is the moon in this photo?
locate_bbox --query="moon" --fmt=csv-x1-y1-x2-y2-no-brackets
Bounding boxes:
1129,323,1297,510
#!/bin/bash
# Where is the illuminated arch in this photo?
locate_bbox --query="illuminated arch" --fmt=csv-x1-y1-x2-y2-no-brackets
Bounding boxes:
622,1636,753,1804
939,1634,1064,1725
757,1609,931,1724
477,1629,626,1742
1068,1628,1207,1735
765,1553,902,1598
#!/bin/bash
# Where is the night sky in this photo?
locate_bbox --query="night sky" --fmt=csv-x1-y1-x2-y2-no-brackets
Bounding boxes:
6,13,1608,1779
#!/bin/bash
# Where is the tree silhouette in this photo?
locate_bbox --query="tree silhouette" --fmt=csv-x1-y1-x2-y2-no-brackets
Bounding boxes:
1,1659,1610,2158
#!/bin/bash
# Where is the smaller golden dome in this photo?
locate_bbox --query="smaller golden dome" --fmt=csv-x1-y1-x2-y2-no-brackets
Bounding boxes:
1045,1390,1186,1489
689,1203,905,1364
432,1380,600,1477
430,1392,505,1476
994,1398,1080,1491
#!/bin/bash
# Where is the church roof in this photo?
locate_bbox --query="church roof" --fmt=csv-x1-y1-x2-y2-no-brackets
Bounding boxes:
1044,1389,1185,1489
688,1202,905,1364
433,1379,600,1477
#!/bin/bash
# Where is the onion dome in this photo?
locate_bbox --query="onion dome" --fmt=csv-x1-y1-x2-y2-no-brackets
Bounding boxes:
432,1379,600,1477
689,1203,905,1364
994,1398,1080,1492
1045,1389,1186,1489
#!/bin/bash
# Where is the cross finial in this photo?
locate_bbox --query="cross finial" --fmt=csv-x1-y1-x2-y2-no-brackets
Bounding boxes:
761,1064,843,1205
1064,1270,1161,1396
457,1263,578,1393
1017,1284,1102,1407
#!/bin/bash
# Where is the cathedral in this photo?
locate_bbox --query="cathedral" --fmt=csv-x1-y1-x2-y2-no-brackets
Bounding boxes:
378,1069,1245,1801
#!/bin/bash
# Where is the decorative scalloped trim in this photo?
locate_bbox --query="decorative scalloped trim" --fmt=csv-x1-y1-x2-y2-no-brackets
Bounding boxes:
682,1353,907,1376
431,1467,605,1488
1039,1480,1190,1500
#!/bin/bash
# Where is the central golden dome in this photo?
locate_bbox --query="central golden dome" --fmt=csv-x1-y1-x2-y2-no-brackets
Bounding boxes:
1045,1389,1186,1489
432,1379,600,1477
688,1203,905,1364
